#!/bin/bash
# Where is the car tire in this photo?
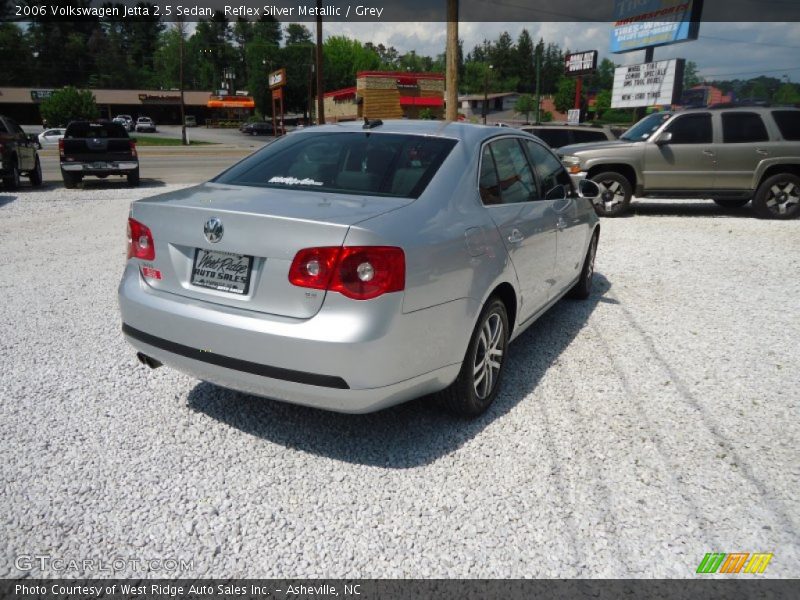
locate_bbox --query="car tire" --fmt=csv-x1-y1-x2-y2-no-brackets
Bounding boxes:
29,156,43,187
3,159,20,190
568,231,599,300
62,171,81,189
440,297,509,417
713,198,749,208
127,168,140,187
591,171,633,217
752,173,800,220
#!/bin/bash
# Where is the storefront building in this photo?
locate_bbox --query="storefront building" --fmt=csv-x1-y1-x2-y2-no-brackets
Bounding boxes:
322,71,445,122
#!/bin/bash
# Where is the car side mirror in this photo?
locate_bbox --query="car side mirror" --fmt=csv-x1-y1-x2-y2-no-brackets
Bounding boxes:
577,179,601,199
655,131,673,145
545,185,567,201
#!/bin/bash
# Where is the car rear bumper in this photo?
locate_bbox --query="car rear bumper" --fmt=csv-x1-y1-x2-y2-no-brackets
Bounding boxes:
118,264,473,413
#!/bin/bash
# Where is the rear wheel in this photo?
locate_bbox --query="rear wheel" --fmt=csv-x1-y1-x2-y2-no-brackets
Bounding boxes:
127,168,140,187
3,159,20,189
591,171,632,217
62,171,81,189
752,173,800,219
29,156,43,187
568,231,599,300
713,198,749,208
440,298,509,417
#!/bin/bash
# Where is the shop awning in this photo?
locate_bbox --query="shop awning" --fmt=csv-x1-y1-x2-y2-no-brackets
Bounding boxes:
398,96,444,107
207,96,255,108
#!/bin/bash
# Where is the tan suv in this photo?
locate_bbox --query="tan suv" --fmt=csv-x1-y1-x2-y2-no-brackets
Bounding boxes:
558,107,800,219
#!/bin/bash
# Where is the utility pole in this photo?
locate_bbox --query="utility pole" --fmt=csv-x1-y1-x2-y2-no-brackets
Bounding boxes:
177,19,187,145
308,45,315,125
535,43,542,123
445,0,458,121
482,64,492,125
315,0,325,125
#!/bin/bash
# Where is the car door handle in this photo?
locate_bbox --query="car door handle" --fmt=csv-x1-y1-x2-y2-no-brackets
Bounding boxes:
507,229,524,244
756,149,769,156
702,150,715,156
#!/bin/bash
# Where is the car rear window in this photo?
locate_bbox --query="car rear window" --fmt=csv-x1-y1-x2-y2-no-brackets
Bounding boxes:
771,110,800,141
215,132,457,198
527,128,571,148
572,130,609,144
65,122,129,138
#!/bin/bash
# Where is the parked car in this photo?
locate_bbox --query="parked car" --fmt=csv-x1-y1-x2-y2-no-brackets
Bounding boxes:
519,124,618,149
38,128,66,147
184,115,197,127
60,121,139,187
240,121,274,136
559,106,800,219
119,121,601,416
135,117,157,133
0,114,42,189
113,115,134,131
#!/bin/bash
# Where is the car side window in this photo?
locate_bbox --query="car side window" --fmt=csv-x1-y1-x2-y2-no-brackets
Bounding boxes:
665,114,712,144
572,130,608,144
771,110,800,140
486,138,539,204
530,128,570,149
524,140,573,197
479,145,503,205
722,112,769,143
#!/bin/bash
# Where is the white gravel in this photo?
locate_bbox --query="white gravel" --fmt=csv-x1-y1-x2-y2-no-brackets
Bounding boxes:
1,187,798,578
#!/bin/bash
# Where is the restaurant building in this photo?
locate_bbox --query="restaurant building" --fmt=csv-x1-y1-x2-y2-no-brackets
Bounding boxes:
322,71,445,122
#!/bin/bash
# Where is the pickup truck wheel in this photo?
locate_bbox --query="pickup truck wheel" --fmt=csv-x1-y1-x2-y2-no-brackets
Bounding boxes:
713,198,749,208
590,172,632,217
62,171,81,189
29,156,43,187
753,173,800,220
3,160,20,190
127,168,140,187
440,298,509,418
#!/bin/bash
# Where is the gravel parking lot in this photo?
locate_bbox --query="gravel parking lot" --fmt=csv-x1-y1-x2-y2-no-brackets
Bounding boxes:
1,185,798,578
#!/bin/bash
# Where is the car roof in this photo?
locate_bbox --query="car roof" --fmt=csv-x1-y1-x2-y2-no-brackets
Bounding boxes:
291,119,532,146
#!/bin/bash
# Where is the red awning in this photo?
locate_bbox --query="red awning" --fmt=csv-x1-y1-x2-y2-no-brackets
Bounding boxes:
396,76,417,86
398,96,444,107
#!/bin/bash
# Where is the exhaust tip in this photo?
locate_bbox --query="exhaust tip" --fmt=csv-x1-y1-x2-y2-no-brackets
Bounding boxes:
136,352,162,369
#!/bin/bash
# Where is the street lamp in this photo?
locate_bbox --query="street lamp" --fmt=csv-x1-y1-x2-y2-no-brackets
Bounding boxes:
482,64,493,125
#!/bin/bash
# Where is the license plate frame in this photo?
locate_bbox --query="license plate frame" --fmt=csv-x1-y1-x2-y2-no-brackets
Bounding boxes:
190,248,253,295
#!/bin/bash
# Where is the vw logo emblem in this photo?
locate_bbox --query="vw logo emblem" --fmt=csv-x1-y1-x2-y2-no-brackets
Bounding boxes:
204,217,224,243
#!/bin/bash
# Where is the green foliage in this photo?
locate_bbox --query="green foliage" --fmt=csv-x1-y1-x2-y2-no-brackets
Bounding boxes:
285,23,312,45
39,87,99,126
514,94,536,122
598,108,635,124
554,77,579,113
683,60,700,90
324,36,382,92
418,108,436,120
594,89,612,118
774,83,800,104
541,111,553,123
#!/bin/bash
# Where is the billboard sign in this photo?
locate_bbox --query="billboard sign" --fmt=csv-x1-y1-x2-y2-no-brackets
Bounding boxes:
565,51,598,77
611,59,685,108
269,68,286,89
611,0,703,53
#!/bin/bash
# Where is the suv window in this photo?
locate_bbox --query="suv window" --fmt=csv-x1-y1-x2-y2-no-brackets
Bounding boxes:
524,140,572,196
484,138,538,204
216,132,457,199
665,113,712,144
771,110,800,141
572,130,609,144
526,128,570,148
722,112,769,143
65,122,129,138
4,117,25,137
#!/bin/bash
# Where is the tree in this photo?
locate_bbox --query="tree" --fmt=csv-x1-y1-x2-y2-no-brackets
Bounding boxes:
515,94,536,123
554,77,578,113
774,83,800,104
40,87,98,126
516,29,535,93
285,23,312,45
683,60,700,90
594,89,612,118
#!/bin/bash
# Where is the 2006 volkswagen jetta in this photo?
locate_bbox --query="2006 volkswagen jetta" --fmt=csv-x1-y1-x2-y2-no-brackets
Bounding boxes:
119,120,600,416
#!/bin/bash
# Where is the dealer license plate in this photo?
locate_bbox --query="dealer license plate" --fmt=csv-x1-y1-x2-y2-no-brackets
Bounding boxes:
191,249,253,295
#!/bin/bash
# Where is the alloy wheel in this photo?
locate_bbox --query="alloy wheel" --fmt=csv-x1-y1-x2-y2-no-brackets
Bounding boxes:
597,179,625,211
765,181,799,216
473,313,504,400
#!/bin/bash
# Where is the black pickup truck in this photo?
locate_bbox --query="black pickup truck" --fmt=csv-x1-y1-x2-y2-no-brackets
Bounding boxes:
60,121,139,188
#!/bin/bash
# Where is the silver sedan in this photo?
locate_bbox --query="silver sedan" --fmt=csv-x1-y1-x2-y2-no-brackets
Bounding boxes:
119,120,600,415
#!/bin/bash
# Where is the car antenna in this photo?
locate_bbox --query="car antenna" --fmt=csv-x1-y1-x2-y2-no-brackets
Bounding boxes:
363,117,383,130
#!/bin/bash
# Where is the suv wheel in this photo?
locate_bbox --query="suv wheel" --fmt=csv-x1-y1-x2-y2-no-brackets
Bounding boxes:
591,172,632,217
29,156,43,187
753,173,800,220
713,198,749,208
440,298,509,417
3,159,20,190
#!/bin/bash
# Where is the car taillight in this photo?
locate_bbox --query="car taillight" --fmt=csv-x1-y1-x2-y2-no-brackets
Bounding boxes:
127,217,155,260
58,138,64,158
129,140,137,158
289,246,405,300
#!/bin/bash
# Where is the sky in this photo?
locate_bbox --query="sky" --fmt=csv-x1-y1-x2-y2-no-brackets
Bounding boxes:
324,21,800,82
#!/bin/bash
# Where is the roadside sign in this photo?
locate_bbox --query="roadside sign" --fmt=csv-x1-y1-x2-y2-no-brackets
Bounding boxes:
269,69,287,89
567,109,581,125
